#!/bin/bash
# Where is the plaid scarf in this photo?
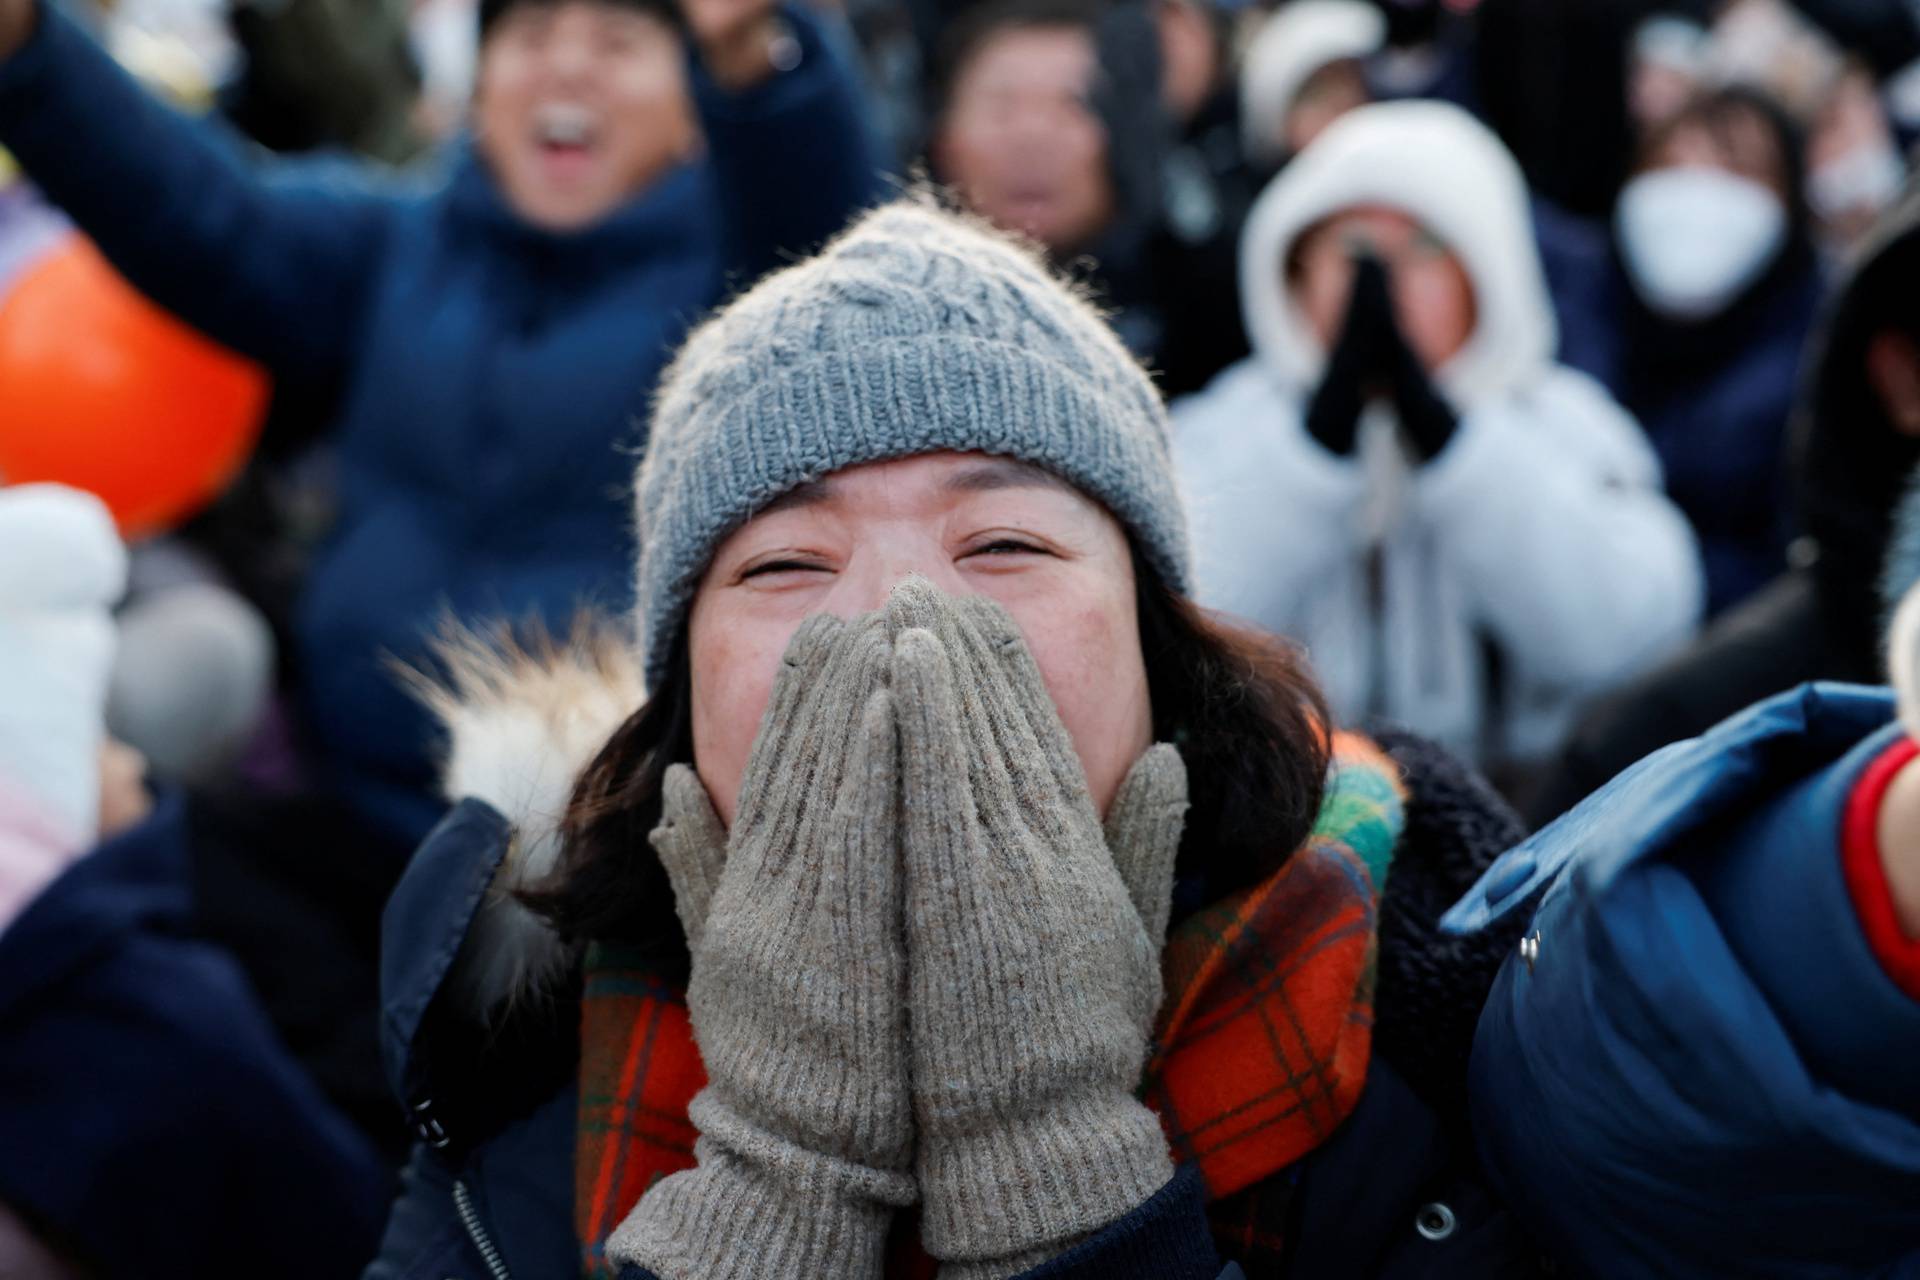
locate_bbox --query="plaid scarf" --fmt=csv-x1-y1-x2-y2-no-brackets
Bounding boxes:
576,733,1403,1278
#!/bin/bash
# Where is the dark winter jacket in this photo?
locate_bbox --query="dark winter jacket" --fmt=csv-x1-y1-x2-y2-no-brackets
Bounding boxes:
368,650,1920,1278
1612,243,1825,617
1530,190,1920,825
362,699,1539,1278
1529,194,1618,389
1453,682,1920,1275
0,3,885,846
1131,86,1256,400
0,792,392,1277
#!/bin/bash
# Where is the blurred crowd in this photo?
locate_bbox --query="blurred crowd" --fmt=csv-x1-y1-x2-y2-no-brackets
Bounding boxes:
2,0,1920,1273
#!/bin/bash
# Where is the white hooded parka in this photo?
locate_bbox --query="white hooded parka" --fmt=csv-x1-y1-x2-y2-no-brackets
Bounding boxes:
1172,102,1703,765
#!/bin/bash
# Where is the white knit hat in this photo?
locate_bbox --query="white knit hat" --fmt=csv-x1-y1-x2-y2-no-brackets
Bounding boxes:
1239,0,1385,166
0,484,126,848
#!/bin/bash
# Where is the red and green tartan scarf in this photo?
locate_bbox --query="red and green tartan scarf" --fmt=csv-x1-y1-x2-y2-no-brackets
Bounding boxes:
575,732,1404,1278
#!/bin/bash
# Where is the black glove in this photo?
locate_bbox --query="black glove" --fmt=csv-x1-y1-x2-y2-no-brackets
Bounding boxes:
1304,253,1460,462
1303,254,1395,457
1375,284,1459,464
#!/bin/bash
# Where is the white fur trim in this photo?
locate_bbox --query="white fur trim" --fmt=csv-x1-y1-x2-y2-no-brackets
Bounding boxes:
1239,0,1385,166
1890,580,1920,740
1237,100,1558,411
406,619,646,1019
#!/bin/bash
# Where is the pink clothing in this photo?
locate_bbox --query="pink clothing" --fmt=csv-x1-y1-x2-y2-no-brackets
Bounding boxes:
0,770,84,932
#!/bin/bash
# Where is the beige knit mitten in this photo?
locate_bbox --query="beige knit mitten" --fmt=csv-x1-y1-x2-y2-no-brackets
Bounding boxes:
885,581,1189,1279
607,612,916,1280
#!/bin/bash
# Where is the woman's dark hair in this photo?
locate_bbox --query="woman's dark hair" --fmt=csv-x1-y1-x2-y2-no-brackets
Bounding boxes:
1636,83,1810,224
478,0,685,42
927,0,1103,122
520,549,1331,978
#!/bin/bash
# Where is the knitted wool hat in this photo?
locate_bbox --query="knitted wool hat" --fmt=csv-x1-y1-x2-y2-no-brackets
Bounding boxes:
633,198,1190,685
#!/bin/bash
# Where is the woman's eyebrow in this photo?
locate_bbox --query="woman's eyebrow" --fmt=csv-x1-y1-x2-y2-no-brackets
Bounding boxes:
942,459,1073,496
754,478,837,517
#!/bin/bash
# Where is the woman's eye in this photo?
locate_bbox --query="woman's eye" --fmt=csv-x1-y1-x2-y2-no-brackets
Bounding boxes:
966,538,1048,559
741,559,828,580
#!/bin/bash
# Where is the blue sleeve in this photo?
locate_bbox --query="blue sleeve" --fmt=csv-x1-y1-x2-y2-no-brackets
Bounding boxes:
613,1170,1235,1280
0,2,387,383
688,5,887,291
1464,708,1920,1276
1687,722,1920,1116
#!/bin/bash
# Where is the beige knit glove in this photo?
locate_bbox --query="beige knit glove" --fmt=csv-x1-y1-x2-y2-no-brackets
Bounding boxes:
886,581,1189,1279
607,612,916,1280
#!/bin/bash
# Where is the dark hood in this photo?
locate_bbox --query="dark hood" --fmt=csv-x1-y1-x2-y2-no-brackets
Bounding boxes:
1792,185,1920,614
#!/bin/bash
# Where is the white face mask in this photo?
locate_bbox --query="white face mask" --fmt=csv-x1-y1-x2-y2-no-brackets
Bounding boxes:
1615,166,1787,320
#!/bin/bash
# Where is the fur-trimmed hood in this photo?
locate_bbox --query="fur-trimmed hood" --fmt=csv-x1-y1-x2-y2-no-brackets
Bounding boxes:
407,620,645,1020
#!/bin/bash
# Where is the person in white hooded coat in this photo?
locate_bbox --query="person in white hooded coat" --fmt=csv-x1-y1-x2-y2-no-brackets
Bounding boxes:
1173,101,1702,771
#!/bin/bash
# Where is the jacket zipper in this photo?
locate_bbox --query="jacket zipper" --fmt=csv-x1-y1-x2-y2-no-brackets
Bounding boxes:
1364,542,1388,721
453,1180,513,1280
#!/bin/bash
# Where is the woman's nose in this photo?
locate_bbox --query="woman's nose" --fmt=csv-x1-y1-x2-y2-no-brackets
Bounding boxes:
831,553,971,617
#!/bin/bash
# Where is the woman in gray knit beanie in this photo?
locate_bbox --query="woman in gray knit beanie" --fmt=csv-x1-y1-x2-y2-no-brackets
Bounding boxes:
581,197,1337,1277
366,198,1920,1280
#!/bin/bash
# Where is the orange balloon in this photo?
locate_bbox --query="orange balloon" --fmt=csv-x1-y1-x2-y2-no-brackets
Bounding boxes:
0,233,269,537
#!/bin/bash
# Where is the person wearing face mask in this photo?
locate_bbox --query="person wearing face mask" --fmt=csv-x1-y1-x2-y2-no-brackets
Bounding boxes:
0,0,885,853
362,198,1920,1280
1174,101,1702,779
1532,187,1920,825
1610,85,1825,618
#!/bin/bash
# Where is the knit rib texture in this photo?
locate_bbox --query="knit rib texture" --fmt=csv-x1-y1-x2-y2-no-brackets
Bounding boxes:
633,199,1191,685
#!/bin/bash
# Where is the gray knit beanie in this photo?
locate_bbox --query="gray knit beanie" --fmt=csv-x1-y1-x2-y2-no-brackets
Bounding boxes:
634,198,1191,685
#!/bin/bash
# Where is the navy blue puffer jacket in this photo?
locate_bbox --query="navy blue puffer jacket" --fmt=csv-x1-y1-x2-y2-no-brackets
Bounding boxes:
0,2,886,844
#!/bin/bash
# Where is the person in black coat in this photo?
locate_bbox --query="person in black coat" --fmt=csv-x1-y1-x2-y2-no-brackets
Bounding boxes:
1607,84,1825,617
1529,184,1920,827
